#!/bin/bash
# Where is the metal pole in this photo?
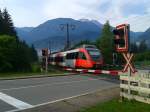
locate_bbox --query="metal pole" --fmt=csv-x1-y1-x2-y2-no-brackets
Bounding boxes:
60,23,75,50
128,53,131,100
66,24,70,49
113,53,115,65
49,40,51,54
45,56,48,74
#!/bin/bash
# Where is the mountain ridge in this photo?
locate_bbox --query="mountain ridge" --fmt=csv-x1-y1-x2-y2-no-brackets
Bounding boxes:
16,18,150,50
16,18,102,50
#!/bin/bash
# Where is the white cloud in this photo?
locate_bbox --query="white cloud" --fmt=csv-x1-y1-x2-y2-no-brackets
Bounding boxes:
0,0,150,31
147,7,150,13
43,0,98,19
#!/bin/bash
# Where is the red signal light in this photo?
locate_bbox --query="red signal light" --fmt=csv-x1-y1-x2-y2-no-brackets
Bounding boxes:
113,24,130,52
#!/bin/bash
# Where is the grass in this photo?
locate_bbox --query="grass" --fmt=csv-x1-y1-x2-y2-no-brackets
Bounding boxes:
135,61,150,67
0,65,70,78
0,71,69,78
80,99,150,112
0,66,69,78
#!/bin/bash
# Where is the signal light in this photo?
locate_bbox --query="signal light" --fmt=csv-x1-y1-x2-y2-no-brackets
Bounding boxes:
113,24,130,52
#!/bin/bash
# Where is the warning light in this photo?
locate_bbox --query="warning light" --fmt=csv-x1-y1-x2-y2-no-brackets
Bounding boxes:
113,24,130,52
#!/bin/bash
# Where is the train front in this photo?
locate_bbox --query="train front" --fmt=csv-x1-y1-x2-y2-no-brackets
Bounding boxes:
86,47,103,68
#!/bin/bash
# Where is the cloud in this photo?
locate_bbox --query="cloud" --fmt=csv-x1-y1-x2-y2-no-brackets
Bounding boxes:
43,0,99,19
0,0,150,31
0,0,47,27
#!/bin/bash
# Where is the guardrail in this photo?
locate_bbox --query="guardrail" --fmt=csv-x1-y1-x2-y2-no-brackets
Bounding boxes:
120,71,150,104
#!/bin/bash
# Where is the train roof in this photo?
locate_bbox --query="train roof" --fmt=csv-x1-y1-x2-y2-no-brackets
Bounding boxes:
79,44,97,49
50,44,98,55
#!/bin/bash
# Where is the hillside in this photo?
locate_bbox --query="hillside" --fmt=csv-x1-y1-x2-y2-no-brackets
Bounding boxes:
15,27,34,41
137,27,150,47
16,18,103,50
16,18,149,50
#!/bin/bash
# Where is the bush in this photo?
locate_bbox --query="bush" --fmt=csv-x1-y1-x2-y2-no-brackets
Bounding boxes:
134,51,150,61
31,63,41,73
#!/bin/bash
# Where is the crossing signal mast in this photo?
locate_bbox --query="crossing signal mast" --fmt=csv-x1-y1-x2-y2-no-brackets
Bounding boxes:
113,24,136,74
42,48,48,73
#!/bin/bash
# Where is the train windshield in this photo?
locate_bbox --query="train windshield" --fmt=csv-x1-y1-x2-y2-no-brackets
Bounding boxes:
87,49,101,61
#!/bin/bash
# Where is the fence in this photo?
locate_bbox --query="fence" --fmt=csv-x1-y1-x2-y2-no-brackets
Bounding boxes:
120,71,150,104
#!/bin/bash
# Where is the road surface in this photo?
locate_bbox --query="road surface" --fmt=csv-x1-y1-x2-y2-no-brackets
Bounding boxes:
0,74,118,112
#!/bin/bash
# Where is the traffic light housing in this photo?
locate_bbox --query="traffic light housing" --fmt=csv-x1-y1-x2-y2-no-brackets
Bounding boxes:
42,48,48,56
113,24,130,52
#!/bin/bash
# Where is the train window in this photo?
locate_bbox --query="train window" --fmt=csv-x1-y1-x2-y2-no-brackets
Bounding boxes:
66,53,71,59
49,57,54,62
59,56,64,62
87,49,101,61
54,57,57,62
88,50,101,56
66,52,78,59
78,52,86,60
48,57,51,62
54,56,64,62
74,52,79,59
70,53,74,59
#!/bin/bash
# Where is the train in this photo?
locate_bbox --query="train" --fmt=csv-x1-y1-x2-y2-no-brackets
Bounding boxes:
48,45,103,69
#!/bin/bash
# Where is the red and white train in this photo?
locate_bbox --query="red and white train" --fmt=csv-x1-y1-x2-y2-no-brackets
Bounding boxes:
48,45,103,68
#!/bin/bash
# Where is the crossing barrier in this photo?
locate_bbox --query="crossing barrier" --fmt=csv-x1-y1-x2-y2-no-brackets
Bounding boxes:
63,67,120,76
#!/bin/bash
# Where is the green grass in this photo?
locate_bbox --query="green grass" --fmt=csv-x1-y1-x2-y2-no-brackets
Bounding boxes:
135,61,150,66
0,65,71,78
80,99,150,112
0,71,68,78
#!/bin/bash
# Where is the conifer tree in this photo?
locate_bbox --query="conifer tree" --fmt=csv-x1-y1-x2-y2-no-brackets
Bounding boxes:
30,44,38,62
0,9,3,35
0,8,38,72
96,21,114,64
138,40,147,52
2,8,16,37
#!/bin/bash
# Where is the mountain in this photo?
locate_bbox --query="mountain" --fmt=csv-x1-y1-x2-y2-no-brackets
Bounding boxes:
16,18,148,50
79,19,103,27
17,27,34,32
130,31,143,42
16,18,102,50
137,27,150,47
15,27,34,41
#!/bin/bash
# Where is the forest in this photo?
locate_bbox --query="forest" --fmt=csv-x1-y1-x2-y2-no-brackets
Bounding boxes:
0,8,38,72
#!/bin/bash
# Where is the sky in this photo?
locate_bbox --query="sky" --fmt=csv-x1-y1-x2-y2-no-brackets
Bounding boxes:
0,0,150,32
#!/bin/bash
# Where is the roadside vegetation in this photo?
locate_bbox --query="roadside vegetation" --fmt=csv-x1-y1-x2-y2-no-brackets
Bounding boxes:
80,99,150,112
0,8,38,73
0,71,68,79
0,64,69,78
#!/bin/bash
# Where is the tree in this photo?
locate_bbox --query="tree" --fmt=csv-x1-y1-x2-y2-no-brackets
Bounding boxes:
138,40,147,52
0,9,3,35
0,8,38,73
0,35,16,71
130,43,138,53
0,35,38,72
96,21,114,64
2,8,17,37
12,41,32,72
30,44,38,62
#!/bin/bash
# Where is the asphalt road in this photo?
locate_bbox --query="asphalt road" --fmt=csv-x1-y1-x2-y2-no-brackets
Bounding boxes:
0,74,118,112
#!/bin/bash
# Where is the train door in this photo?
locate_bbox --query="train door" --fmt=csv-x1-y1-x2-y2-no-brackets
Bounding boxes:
65,53,75,68
76,52,88,68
